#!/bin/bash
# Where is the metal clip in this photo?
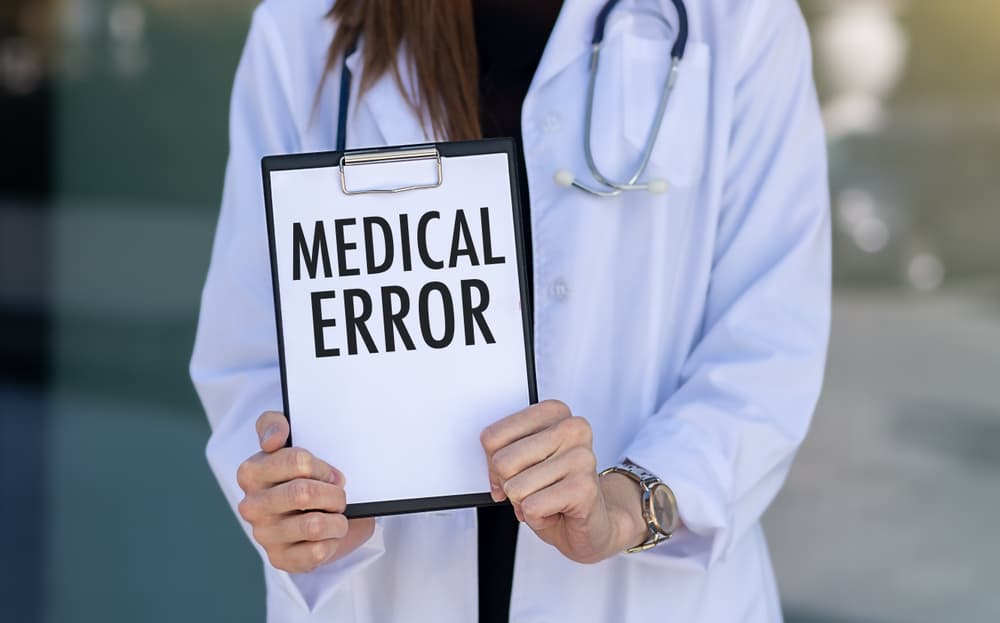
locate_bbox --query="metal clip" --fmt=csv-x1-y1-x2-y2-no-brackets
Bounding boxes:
339,147,443,195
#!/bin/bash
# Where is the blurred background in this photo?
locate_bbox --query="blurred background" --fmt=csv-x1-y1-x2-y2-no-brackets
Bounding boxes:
0,0,997,621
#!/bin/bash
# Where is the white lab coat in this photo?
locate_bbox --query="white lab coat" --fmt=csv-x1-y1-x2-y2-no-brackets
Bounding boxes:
190,0,830,620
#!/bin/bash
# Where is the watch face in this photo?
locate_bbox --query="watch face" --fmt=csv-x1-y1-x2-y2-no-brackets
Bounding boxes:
650,483,677,533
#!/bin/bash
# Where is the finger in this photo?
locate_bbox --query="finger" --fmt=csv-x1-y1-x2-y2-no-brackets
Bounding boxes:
264,478,347,515
256,411,290,453
481,400,571,499
271,539,341,574
501,445,597,505
520,472,600,529
480,400,572,456
254,511,350,547
240,478,347,522
511,500,525,523
238,447,343,492
521,506,558,532
491,416,593,483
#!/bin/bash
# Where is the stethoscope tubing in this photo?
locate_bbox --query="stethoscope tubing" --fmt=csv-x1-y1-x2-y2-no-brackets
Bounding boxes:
571,0,688,197
335,0,689,198
336,39,357,153
594,0,688,57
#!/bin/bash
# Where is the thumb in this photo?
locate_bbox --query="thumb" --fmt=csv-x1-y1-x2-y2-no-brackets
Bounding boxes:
256,411,289,453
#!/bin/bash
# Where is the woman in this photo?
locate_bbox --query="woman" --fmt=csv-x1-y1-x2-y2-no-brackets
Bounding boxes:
190,0,831,621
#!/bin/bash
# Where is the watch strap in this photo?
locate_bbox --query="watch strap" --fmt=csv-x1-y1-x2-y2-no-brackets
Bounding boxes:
599,460,676,553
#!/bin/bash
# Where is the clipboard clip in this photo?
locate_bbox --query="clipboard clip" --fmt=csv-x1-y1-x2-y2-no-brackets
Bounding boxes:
339,147,443,195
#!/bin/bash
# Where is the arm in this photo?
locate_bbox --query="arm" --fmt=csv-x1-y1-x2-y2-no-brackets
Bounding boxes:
480,0,830,566
621,0,831,566
190,4,383,611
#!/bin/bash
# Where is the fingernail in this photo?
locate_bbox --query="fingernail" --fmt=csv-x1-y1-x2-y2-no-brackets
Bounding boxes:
326,470,339,484
490,483,505,503
262,424,278,443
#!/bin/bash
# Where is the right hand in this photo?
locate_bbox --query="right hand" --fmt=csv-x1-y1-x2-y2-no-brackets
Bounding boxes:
236,411,376,573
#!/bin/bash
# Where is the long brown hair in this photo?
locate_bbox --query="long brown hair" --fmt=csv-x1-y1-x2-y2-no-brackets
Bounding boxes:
327,0,482,141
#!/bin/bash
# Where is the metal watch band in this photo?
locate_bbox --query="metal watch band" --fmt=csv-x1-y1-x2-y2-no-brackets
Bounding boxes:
599,460,676,553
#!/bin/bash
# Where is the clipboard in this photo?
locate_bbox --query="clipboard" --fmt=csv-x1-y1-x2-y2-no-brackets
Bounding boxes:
262,138,537,518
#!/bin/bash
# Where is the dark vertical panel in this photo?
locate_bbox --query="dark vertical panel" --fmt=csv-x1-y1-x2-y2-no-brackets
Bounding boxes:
0,4,53,623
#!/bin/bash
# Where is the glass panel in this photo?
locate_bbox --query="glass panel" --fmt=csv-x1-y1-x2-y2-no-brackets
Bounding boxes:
766,2,1000,622
2,1,262,621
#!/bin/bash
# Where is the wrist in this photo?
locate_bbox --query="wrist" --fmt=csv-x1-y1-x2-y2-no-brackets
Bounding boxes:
598,471,649,554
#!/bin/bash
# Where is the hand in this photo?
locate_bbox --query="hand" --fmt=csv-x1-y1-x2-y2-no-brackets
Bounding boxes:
236,411,375,573
480,400,648,564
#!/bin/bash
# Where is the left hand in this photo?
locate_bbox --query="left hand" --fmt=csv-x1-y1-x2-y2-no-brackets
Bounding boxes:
480,400,647,564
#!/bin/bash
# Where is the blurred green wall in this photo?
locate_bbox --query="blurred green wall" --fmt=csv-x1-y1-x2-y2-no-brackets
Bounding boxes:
46,2,264,621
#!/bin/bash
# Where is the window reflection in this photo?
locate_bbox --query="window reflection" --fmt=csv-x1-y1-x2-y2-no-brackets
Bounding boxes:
108,2,147,77
816,0,908,139
1,37,45,95
769,2,1000,622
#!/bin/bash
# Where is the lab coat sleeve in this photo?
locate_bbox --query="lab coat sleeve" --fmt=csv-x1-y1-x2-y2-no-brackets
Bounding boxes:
621,0,831,568
189,3,386,612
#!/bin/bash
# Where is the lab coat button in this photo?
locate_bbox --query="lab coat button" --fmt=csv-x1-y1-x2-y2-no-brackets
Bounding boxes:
550,278,569,301
542,113,561,133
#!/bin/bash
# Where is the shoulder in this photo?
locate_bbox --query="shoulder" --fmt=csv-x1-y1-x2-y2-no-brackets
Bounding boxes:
238,0,338,131
246,0,336,65
251,0,335,39
699,0,810,58
688,0,812,93
696,0,805,29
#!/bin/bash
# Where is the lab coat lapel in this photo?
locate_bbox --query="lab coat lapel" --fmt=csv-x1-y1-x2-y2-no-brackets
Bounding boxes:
344,39,434,148
344,1,605,146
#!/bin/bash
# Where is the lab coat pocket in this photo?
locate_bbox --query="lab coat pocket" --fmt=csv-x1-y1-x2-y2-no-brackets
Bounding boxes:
622,36,712,189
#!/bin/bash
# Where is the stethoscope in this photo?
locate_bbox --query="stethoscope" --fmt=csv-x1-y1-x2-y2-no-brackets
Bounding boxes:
337,0,689,199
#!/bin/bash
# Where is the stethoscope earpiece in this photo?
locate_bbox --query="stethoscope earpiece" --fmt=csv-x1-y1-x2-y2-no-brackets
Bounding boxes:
647,179,668,195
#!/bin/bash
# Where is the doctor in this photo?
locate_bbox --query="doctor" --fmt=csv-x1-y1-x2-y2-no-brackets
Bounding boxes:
191,0,830,621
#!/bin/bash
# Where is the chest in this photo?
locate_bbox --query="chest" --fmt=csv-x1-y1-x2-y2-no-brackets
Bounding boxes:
298,3,732,449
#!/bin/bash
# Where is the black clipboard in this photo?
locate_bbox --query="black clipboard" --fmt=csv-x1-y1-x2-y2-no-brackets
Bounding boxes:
262,138,537,518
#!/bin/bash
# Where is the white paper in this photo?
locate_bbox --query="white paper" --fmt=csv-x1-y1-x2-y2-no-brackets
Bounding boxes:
267,152,531,507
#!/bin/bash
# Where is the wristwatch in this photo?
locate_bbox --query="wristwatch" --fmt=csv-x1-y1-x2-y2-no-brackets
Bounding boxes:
599,459,679,553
